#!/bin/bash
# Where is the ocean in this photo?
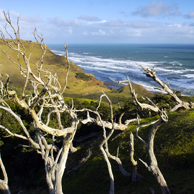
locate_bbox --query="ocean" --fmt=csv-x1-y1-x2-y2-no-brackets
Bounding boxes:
47,44,194,96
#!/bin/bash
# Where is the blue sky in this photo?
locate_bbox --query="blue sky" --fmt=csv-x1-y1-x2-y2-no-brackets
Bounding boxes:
0,0,194,44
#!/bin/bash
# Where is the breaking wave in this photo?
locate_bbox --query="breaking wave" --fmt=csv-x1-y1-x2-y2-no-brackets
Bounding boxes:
49,44,194,96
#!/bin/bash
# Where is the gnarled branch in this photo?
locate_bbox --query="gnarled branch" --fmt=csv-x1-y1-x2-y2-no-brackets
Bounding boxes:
138,65,192,112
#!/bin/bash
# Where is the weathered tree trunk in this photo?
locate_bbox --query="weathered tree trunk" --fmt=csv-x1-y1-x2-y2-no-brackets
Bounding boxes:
0,180,11,194
138,65,192,112
0,154,11,194
148,118,170,194
138,115,171,194
130,133,143,182
149,165,170,194
100,144,115,194
54,142,71,194
124,74,171,193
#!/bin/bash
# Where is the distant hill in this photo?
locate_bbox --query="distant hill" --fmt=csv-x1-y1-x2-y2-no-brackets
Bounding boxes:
117,83,154,98
0,40,154,100
0,40,110,95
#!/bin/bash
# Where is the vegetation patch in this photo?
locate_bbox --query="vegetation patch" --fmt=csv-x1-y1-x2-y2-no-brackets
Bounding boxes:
75,72,93,81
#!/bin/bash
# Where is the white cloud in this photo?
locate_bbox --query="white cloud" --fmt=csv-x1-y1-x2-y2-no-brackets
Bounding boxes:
88,20,106,25
78,15,100,21
106,20,153,29
0,10,42,25
10,10,20,18
126,21,152,29
99,29,106,35
83,31,89,35
91,29,106,36
1,7,193,44
49,17,83,27
133,0,181,17
21,14,42,23
0,9,4,21
106,19,124,27
124,29,141,37
185,11,194,19
67,28,73,35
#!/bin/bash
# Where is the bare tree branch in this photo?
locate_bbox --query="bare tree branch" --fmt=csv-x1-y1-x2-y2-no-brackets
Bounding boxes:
138,64,192,112
0,153,11,194
137,111,171,194
0,12,81,193
60,43,70,94
80,109,137,131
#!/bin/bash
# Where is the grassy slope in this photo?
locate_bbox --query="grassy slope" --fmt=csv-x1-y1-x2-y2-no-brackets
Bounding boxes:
0,40,154,103
26,108,194,194
8,103,194,194
59,109,194,194
0,40,110,95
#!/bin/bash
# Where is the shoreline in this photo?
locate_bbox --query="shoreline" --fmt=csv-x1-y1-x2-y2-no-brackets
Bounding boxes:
48,44,194,97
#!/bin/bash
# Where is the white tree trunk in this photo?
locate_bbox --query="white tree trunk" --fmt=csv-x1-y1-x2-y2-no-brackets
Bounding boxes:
149,165,170,194
138,115,171,194
0,154,11,194
0,180,11,194
54,143,71,194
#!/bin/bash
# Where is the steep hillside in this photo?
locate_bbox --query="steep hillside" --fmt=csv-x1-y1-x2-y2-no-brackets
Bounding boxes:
0,40,156,102
0,40,110,95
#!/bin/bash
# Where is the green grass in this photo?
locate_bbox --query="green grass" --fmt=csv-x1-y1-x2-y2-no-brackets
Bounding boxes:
59,109,194,194
2,39,194,194
0,40,110,95
0,39,157,101
3,95,194,194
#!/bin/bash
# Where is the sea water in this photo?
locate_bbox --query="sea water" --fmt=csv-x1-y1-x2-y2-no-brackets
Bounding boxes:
47,44,194,96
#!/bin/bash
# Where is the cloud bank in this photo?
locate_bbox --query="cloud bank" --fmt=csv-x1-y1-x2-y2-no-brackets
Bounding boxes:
132,1,181,17
1,1,194,44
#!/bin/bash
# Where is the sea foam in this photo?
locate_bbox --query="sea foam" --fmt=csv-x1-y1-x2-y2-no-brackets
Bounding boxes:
49,44,194,96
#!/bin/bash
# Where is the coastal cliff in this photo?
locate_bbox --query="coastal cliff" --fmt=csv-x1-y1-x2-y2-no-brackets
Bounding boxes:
0,40,110,95
0,40,153,98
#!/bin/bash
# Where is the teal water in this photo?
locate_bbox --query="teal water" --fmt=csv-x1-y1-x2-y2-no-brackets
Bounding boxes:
48,44,194,96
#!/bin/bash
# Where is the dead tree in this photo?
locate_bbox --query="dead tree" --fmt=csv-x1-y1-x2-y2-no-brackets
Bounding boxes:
76,92,134,194
81,110,137,131
138,65,193,112
119,76,160,113
129,132,143,182
118,65,193,192
136,111,170,194
119,65,193,112
124,78,171,194
0,154,11,194
98,93,131,194
0,12,79,194
74,93,115,194
0,12,141,194
0,11,174,194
